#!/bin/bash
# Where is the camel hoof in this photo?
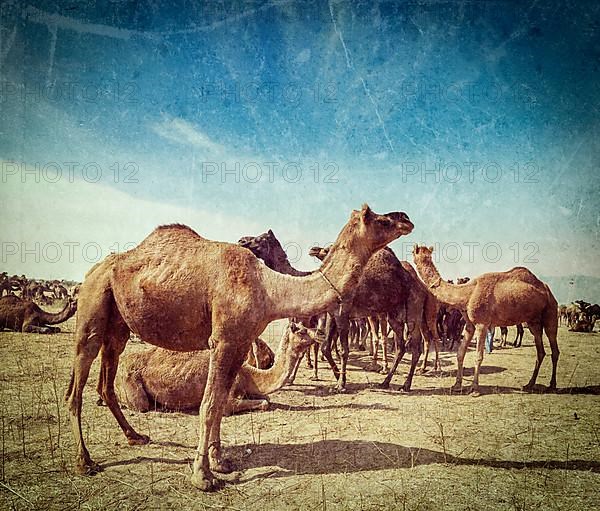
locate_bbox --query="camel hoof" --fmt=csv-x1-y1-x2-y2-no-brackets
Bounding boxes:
378,381,390,389
399,386,411,394
469,388,481,397
211,458,236,474
76,459,103,476
127,433,150,446
450,384,462,394
190,472,221,492
522,384,534,392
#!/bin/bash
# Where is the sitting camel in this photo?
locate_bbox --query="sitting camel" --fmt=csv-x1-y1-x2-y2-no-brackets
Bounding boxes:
413,245,559,395
0,295,77,333
117,323,316,414
65,204,414,490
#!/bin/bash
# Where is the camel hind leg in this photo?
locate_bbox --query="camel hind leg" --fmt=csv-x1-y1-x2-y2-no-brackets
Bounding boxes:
65,273,113,474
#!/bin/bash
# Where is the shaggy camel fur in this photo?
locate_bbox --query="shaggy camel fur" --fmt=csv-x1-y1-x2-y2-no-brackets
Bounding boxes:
413,245,559,395
310,246,440,390
117,323,316,414
65,204,413,491
0,295,77,333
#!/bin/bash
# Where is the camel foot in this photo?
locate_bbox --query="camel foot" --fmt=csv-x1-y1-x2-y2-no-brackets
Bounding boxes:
469,387,481,397
190,471,222,492
76,458,103,476
378,380,390,389
399,385,411,394
210,457,236,474
127,433,150,446
450,383,462,394
358,344,366,351
331,384,347,394
522,384,534,392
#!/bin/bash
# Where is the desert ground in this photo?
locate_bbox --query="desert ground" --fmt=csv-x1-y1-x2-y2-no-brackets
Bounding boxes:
0,314,599,510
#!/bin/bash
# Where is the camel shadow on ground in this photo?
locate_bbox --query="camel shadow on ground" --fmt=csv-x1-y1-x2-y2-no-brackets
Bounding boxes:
104,439,600,479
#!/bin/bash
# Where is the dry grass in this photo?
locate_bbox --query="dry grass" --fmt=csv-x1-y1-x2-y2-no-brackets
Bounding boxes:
0,315,599,510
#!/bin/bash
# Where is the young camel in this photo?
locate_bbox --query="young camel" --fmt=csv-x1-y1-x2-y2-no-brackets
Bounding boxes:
117,322,317,414
64,204,413,491
412,245,559,395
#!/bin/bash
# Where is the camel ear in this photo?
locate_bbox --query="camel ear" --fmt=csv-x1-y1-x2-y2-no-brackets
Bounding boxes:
289,322,299,333
267,229,274,236
428,246,434,252
413,244,419,253
360,204,373,222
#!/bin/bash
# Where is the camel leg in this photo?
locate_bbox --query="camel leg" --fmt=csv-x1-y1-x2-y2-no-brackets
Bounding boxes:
544,313,560,390
117,372,151,412
227,397,269,415
192,337,247,491
305,345,313,368
399,320,422,392
452,321,475,392
379,315,412,390
471,324,488,396
366,316,381,371
98,318,150,444
311,342,319,380
320,313,340,381
334,309,350,391
523,323,545,391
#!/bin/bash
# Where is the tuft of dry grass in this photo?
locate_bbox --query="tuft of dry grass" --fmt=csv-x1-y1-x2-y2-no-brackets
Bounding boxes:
0,316,599,510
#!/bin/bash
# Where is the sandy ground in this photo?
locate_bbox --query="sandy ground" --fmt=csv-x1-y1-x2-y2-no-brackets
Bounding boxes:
0,315,599,510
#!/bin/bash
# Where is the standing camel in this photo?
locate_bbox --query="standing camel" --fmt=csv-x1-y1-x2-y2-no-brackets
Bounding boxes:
412,245,559,395
309,246,440,391
65,205,414,491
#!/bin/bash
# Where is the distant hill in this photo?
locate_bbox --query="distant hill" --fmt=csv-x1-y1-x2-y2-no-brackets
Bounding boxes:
540,275,600,305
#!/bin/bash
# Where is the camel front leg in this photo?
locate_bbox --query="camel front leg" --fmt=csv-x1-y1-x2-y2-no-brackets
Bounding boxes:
523,323,545,391
471,324,488,396
320,313,340,381
380,315,407,389
192,338,246,490
452,321,475,392
399,321,422,392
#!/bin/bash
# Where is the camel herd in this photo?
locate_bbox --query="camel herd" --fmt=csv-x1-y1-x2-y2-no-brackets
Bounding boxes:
559,300,600,332
0,205,597,491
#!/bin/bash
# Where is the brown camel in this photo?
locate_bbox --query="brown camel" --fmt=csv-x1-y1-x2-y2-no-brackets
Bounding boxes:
246,338,275,369
117,322,316,414
412,245,559,395
0,295,77,333
238,230,320,376
65,204,413,491
309,245,440,390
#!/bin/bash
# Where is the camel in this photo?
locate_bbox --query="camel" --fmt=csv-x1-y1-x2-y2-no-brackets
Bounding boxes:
117,322,316,414
412,245,559,395
65,204,413,491
246,338,275,369
0,273,20,296
238,230,321,376
309,245,440,390
0,295,77,333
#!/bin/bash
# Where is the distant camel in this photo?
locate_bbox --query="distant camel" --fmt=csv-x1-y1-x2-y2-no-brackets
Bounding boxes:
0,295,77,333
117,323,316,414
413,245,559,395
65,205,413,490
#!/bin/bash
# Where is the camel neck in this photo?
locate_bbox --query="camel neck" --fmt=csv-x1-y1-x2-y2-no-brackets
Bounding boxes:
240,329,300,395
261,244,366,319
415,257,472,308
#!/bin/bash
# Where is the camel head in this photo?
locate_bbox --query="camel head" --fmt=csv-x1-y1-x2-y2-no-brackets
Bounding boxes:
288,321,319,353
308,245,331,261
334,204,413,258
238,229,290,271
412,244,434,266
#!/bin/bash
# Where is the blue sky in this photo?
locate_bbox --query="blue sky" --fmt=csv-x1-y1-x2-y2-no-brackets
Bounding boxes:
0,0,599,297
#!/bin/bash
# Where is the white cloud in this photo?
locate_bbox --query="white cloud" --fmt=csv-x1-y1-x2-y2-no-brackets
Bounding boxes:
151,117,226,154
0,170,263,281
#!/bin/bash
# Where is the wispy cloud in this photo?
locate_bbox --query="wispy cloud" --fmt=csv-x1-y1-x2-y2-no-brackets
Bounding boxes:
150,117,226,154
